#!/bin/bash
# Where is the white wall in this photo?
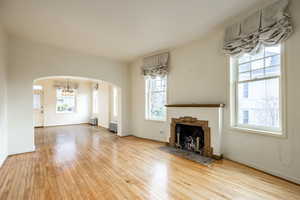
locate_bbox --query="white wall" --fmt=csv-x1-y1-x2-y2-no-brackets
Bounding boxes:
130,0,300,183
35,79,92,126
0,26,8,167
7,36,131,155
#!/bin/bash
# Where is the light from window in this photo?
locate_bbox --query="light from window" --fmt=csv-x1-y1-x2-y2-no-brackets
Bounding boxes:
232,44,282,133
56,88,76,113
33,94,41,109
33,85,43,90
113,87,118,117
93,90,98,114
145,76,167,121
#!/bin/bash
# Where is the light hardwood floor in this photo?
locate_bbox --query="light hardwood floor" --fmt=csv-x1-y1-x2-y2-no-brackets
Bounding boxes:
0,125,299,200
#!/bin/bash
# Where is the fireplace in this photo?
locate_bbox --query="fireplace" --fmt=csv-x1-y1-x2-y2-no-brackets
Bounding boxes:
169,117,213,157
175,124,204,153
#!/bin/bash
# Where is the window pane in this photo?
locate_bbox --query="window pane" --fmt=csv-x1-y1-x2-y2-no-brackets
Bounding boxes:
93,90,98,114
238,54,250,64
251,69,264,79
150,91,166,120
265,66,280,77
265,55,280,67
265,45,280,57
33,85,43,90
250,47,264,60
251,59,264,70
113,87,118,117
238,78,280,129
239,63,251,73
146,77,167,121
33,94,41,109
239,72,250,81
56,89,76,113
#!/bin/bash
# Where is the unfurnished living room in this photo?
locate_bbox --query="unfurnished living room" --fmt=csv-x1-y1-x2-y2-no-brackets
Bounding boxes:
0,0,300,199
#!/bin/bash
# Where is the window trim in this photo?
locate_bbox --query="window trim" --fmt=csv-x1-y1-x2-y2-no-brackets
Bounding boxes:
145,76,167,122
230,44,287,137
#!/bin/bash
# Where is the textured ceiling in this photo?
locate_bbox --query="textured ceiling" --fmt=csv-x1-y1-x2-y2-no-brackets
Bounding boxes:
0,0,264,62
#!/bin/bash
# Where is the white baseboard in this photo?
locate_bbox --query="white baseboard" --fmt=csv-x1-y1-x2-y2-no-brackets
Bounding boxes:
43,122,89,127
225,155,300,185
0,154,8,168
8,145,35,156
131,132,166,142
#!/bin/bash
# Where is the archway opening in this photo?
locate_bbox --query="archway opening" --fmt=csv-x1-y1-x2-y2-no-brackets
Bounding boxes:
32,76,122,138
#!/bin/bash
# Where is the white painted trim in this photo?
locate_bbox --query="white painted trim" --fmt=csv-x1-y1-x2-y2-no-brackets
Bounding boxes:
0,154,8,168
228,127,286,138
8,145,35,156
144,119,166,123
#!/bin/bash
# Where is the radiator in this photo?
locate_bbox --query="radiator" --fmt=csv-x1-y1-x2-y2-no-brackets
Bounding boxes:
89,118,98,126
109,121,118,133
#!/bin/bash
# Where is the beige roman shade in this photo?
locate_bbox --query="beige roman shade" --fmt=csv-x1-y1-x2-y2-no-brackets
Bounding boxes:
142,52,169,77
223,0,293,55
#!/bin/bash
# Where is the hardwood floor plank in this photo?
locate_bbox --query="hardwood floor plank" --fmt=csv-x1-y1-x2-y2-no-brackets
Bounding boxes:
0,124,299,200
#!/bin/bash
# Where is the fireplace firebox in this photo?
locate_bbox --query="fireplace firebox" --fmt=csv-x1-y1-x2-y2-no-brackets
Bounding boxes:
175,124,205,153
169,117,213,157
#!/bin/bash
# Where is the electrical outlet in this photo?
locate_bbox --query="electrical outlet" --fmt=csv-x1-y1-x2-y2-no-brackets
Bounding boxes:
159,130,164,134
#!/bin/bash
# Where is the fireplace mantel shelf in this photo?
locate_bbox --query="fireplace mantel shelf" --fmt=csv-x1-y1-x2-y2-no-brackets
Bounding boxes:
165,104,225,108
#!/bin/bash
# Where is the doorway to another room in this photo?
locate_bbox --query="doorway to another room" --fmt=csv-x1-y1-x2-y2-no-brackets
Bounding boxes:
32,76,121,135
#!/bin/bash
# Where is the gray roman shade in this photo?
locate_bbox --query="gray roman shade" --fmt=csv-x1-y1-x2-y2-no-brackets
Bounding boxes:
142,52,169,77
223,0,293,55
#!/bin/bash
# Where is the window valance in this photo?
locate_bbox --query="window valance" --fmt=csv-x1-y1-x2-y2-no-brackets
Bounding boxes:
223,0,293,55
142,52,169,77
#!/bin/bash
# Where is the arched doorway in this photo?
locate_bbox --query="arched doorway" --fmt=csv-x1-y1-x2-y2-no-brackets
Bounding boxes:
33,76,122,137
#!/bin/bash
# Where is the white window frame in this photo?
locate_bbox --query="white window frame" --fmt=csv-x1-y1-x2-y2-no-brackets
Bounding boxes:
56,88,77,114
230,44,286,137
145,76,167,122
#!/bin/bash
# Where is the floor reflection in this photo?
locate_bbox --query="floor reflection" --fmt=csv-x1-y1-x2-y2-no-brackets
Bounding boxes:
149,162,169,200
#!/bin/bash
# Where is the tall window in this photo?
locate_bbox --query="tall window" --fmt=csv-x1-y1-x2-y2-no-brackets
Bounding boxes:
33,94,41,109
231,44,282,133
92,90,98,114
145,76,167,121
33,85,43,109
56,88,76,113
113,87,118,117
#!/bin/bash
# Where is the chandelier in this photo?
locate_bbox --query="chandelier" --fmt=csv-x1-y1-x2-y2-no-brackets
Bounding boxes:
61,79,75,96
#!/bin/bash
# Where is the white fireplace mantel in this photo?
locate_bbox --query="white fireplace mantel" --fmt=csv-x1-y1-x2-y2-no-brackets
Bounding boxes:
165,106,224,156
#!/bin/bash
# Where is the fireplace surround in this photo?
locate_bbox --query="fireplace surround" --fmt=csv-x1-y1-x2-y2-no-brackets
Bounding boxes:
169,116,213,157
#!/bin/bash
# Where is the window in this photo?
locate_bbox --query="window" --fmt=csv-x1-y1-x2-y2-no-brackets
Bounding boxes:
243,110,249,124
113,87,118,117
243,83,249,98
145,76,167,121
56,88,76,113
33,85,43,109
93,90,98,114
33,85,43,90
33,94,41,109
231,44,283,134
